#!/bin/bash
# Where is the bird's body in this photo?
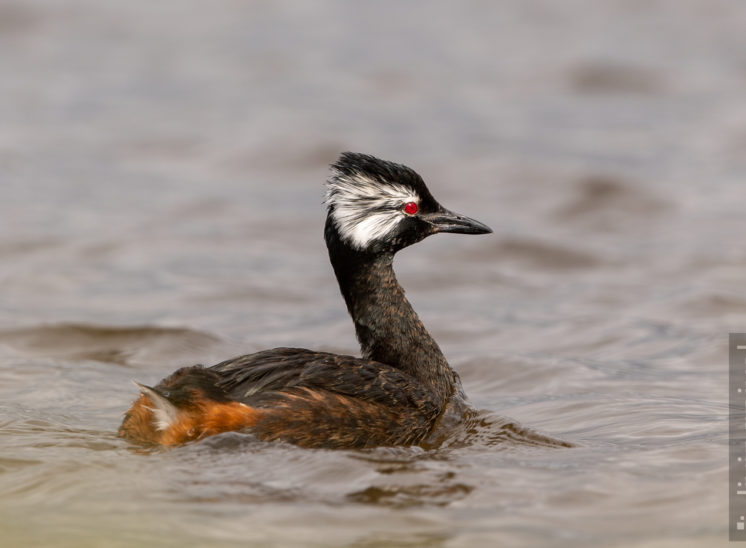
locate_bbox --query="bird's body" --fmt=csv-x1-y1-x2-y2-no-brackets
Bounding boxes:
118,153,491,448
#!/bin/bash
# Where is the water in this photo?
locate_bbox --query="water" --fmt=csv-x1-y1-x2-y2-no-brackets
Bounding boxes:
0,1,741,546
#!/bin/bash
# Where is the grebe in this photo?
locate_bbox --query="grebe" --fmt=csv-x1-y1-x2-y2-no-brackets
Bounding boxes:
118,152,492,448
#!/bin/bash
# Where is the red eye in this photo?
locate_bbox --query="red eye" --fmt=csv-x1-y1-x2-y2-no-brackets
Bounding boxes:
403,202,418,215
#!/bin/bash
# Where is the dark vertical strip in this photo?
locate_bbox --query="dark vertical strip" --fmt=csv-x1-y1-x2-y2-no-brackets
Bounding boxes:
730,333,746,541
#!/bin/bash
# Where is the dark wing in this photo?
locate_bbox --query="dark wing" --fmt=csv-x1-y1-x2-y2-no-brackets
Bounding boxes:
209,347,441,447
210,347,438,416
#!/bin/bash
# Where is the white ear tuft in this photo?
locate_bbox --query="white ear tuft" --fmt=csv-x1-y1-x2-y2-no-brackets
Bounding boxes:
325,172,419,249
133,381,180,432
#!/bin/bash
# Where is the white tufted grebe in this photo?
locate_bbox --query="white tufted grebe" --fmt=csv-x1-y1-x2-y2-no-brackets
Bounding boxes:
118,152,492,448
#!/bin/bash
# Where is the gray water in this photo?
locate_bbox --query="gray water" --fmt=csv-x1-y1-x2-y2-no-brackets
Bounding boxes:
0,1,742,546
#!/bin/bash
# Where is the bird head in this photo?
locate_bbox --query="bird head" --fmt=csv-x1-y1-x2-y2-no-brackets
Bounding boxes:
325,152,491,255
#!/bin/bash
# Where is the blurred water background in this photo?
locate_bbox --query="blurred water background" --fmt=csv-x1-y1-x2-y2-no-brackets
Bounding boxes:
0,1,743,546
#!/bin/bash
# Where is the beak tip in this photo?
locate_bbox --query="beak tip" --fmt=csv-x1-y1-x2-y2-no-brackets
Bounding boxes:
470,220,493,235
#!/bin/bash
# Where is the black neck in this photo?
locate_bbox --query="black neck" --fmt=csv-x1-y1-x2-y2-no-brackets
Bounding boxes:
325,221,454,405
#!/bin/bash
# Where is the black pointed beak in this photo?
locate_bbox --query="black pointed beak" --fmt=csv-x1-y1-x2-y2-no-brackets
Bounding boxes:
425,209,493,235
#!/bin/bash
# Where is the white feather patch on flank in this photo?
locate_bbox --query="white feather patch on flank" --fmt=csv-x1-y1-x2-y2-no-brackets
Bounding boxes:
147,405,178,432
134,381,179,432
326,172,419,249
